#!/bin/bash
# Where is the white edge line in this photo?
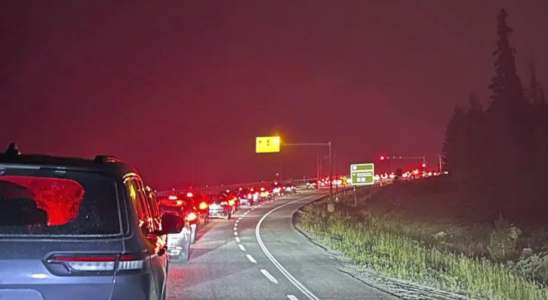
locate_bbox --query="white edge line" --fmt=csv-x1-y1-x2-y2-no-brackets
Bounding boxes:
246,254,257,263
260,269,278,284
256,195,321,300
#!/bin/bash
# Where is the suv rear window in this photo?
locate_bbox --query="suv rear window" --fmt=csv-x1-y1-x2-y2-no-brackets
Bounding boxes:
0,168,120,236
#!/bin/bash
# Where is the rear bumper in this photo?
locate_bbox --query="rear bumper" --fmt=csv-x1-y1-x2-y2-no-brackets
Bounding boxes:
0,273,155,300
167,228,190,253
239,198,252,205
208,207,228,217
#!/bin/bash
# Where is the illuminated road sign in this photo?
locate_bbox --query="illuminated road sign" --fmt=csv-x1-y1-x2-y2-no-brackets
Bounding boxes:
256,136,281,153
350,163,374,185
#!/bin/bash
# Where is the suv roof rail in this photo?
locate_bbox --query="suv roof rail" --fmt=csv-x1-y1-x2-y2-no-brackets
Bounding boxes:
94,155,122,163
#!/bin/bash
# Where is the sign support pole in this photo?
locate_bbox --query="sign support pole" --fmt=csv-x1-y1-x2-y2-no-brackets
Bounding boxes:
282,141,334,212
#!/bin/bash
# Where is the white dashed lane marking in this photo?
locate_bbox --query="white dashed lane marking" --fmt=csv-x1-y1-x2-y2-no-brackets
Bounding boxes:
287,296,299,300
235,237,240,242
260,269,278,284
246,254,257,264
239,244,246,252
256,195,321,300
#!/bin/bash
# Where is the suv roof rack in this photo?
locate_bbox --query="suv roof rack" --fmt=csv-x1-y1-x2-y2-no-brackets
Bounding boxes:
94,155,122,163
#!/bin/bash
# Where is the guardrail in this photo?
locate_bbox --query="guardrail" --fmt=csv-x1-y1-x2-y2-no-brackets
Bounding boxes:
155,178,316,197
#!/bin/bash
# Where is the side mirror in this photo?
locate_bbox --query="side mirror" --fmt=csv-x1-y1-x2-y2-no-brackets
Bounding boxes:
157,214,183,235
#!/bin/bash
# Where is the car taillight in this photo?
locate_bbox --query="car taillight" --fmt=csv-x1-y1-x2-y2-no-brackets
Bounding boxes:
247,193,252,199
187,212,197,221
186,192,193,197
199,202,208,210
47,254,146,273
228,199,235,206
176,200,183,206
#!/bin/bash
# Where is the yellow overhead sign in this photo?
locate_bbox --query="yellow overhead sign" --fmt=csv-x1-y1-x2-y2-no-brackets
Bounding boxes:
256,136,281,153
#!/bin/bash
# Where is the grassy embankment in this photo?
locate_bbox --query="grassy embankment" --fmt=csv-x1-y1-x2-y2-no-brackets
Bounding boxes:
300,178,548,300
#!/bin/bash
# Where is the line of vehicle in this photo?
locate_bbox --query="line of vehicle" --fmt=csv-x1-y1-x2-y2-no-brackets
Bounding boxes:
255,194,321,300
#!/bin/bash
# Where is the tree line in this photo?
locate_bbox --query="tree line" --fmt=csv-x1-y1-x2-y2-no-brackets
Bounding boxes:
442,9,548,223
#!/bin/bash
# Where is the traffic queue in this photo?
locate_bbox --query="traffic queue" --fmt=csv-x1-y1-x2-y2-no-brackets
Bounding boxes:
155,182,297,262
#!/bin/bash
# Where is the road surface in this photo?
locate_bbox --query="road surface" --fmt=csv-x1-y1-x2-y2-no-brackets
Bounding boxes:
167,191,397,300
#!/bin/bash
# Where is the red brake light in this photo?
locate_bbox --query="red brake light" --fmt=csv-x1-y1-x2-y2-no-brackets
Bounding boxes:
228,199,235,206
187,212,197,222
176,200,183,206
168,195,177,200
186,192,193,197
260,187,265,191
199,202,208,210
248,193,252,199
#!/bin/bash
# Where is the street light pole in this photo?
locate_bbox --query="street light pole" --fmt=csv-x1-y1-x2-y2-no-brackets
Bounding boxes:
190,143,195,188
437,154,443,172
329,141,333,203
282,141,334,211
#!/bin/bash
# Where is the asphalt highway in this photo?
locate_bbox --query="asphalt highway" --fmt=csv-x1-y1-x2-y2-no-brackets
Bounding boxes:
166,191,398,300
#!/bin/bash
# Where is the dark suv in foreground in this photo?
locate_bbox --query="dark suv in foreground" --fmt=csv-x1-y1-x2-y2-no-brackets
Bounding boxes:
0,144,180,300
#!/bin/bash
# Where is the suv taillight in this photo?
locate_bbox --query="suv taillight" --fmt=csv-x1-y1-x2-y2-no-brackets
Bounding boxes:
47,253,147,273
186,212,197,222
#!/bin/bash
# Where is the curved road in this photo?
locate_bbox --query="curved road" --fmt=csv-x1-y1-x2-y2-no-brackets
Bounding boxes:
167,191,397,300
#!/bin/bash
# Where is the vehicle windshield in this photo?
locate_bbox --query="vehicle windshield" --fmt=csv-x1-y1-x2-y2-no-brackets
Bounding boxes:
0,168,120,236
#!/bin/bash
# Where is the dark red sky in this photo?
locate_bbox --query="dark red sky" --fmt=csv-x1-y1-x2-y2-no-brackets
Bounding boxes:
1,1,547,189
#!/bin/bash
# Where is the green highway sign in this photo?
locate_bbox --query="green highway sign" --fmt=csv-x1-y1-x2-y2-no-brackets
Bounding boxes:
350,163,374,185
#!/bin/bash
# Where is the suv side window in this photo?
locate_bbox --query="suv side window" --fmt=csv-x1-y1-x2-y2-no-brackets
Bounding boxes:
124,177,144,221
147,189,160,219
142,185,162,232
124,177,153,234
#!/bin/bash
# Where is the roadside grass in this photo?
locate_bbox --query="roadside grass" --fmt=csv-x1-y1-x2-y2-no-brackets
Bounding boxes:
301,181,548,300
